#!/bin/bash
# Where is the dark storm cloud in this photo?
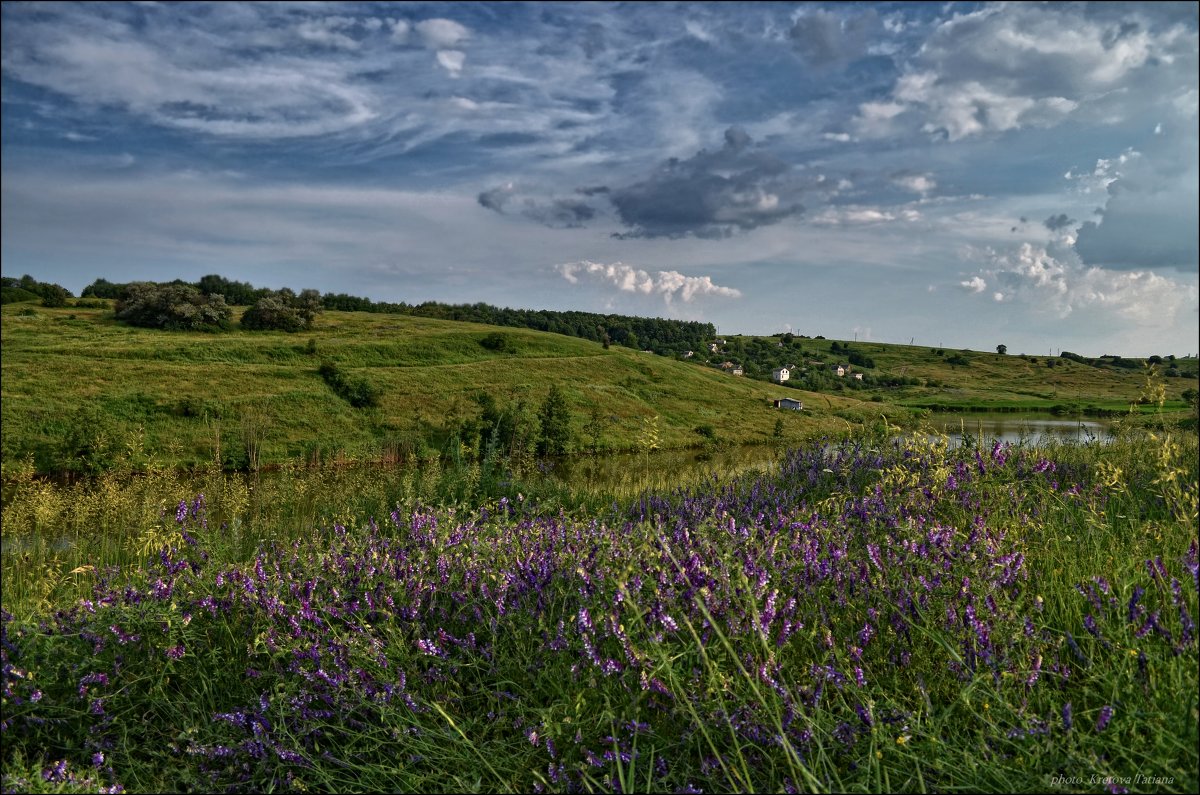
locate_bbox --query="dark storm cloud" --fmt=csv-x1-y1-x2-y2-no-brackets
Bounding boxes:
1043,213,1076,231
607,127,808,239
476,184,600,228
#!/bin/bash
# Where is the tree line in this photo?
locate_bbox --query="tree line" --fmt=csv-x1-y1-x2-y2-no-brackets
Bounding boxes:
78,274,716,349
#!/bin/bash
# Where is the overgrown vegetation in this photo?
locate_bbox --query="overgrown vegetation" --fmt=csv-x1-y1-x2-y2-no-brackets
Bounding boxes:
318,361,381,408
1,430,1195,793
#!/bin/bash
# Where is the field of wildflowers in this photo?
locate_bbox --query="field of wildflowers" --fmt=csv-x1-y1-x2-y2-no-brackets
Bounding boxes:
2,432,1197,793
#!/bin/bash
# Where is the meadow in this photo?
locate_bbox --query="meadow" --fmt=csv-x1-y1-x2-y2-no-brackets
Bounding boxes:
1,304,906,476
2,427,1196,793
2,302,1197,793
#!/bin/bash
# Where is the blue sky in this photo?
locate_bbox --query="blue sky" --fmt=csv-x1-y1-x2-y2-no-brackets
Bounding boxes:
2,1,1197,356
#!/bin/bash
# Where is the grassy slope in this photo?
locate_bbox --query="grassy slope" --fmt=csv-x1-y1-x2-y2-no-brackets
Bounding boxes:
1,306,886,471
725,335,1198,412
4,305,1194,473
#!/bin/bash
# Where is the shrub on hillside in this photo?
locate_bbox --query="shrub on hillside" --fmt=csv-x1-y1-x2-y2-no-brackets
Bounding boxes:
114,283,232,331
240,288,323,332
480,332,515,353
318,362,380,408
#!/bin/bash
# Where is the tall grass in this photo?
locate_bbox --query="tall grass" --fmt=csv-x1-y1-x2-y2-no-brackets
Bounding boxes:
1,430,1196,793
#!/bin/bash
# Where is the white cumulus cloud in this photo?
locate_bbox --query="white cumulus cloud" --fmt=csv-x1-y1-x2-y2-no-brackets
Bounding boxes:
557,260,741,304
416,18,469,49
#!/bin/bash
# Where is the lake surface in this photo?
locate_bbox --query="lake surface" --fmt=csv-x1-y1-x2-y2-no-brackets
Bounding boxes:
919,413,1114,446
539,413,1116,493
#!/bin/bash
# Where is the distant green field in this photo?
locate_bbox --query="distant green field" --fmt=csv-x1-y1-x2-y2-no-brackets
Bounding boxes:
4,305,1194,475
2,305,898,474
715,334,1198,414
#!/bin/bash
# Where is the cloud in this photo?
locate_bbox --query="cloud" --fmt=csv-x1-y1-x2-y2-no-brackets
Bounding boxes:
0,8,379,139
960,275,987,293
436,50,466,77
811,205,921,225
684,20,714,44
416,18,469,50
789,8,879,69
959,242,1197,322
296,16,360,50
1073,124,1199,271
606,127,809,238
1043,213,1076,231
557,260,741,304
477,183,601,228
892,172,936,195
868,4,1197,140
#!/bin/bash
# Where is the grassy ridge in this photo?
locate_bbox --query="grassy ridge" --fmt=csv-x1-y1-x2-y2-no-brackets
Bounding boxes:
2,305,891,474
3,304,1195,475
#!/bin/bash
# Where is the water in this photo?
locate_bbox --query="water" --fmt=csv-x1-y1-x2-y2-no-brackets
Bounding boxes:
920,413,1114,446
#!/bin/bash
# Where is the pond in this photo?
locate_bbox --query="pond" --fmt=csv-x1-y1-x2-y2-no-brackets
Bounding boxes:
918,413,1115,446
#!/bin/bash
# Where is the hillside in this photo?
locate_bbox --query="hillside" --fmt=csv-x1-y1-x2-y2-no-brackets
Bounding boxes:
0,304,891,474
699,334,1198,414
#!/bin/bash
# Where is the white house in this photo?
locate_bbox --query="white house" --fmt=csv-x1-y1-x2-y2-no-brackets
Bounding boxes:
683,350,694,358
831,365,845,377
773,397,803,410
772,367,790,383
853,372,863,380
731,365,744,376
709,343,720,353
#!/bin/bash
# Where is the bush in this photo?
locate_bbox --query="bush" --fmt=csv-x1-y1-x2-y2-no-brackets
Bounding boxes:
115,283,232,331
480,332,515,353
848,351,875,369
240,289,323,332
318,362,380,408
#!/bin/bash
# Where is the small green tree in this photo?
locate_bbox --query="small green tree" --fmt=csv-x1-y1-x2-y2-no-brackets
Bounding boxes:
537,385,572,457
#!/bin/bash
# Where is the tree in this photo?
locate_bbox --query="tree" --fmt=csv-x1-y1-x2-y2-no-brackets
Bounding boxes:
40,284,70,308
996,344,1008,355
115,283,232,331
537,384,572,457
240,288,323,332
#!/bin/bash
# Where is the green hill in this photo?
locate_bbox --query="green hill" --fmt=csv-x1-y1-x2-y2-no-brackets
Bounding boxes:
1,304,889,474
704,334,1198,414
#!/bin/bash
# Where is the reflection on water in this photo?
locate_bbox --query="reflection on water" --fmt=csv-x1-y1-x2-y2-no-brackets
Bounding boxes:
527,414,1115,494
921,413,1114,446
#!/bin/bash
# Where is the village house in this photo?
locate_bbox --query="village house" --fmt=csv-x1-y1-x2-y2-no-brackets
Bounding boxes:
831,365,845,377
731,365,744,376
683,350,694,358
709,343,720,353
772,397,804,410
853,372,863,380
772,367,790,383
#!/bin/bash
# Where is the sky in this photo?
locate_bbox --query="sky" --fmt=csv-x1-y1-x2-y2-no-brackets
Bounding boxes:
2,1,1197,357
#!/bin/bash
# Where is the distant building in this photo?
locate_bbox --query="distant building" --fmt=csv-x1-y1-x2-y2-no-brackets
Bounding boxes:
683,350,694,358
772,367,790,383
832,365,845,377
731,365,744,376
773,397,804,410
709,343,720,353
853,372,863,380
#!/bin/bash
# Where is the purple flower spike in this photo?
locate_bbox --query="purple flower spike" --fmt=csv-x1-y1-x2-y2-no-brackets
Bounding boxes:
1096,705,1114,732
